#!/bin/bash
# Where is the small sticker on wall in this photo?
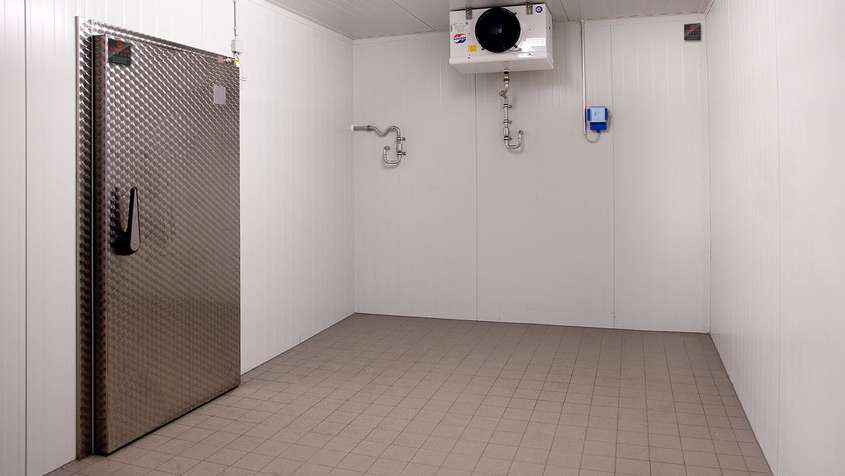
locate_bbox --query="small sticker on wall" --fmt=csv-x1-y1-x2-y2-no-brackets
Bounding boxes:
467,44,477,53
684,23,702,41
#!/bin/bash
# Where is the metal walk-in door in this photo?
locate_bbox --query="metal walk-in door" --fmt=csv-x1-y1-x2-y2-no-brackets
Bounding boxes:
90,31,240,454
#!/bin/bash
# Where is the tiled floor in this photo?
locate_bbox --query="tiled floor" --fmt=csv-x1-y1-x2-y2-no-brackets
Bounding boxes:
54,314,772,476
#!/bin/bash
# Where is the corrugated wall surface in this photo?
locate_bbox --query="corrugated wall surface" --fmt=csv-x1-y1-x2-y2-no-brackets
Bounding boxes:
776,0,845,474
474,22,615,327
22,1,353,473
353,17,710,332
708,0,845,474
611,18,710,332
239,0,354,372
353,32,478,320
707,0,781,470
0,0,27,475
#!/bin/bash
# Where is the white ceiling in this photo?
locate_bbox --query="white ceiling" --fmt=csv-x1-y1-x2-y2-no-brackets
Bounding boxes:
559,0,711,22
267,0,712,39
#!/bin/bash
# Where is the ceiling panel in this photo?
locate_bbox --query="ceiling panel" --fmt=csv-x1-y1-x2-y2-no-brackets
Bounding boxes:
392,1,568,31
266,0,433,39
560,0,711,20
393,0,451,29
267,0,711,40
446,1,568,22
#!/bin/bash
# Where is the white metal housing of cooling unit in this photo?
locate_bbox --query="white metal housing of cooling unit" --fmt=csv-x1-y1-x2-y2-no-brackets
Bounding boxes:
449,3,553,74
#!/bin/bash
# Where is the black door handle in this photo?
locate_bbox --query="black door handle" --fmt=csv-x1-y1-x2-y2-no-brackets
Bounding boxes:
115,187,140,255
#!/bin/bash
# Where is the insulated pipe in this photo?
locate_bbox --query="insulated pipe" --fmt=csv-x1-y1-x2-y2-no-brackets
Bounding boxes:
581,20,600,143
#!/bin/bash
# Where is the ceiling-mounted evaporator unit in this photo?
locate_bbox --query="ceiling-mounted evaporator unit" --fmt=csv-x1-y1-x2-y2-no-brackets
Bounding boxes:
449,3,553,74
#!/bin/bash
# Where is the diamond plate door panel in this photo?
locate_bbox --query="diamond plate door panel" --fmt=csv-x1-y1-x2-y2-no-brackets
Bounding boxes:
90,32,240,454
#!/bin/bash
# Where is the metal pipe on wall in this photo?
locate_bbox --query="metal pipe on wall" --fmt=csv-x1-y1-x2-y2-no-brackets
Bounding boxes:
500,71,524,151
231,0,243,64
352,125,406,168
581,20,600,144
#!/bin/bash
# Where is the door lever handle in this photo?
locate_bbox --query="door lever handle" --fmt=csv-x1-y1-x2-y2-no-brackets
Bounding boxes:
115,187,140,255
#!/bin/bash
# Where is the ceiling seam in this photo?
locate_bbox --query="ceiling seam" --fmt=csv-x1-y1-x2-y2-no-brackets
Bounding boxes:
264,1,356,40
558,0,572,21
389,1,437,32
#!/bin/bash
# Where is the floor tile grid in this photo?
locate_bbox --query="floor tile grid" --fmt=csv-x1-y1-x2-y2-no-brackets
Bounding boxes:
53,315,772,476
67,322,660,474
89,318,552,474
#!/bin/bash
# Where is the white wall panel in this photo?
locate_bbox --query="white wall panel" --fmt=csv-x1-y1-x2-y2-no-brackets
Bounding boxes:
611,16,710,332
23,0,353,473
709,1,845,474
353,18,708,332
26,1,89,473
353,33,477,320
776,1,845,474
476,22,614,326
240,0,354,372
0,1,27,474
707,0,781,470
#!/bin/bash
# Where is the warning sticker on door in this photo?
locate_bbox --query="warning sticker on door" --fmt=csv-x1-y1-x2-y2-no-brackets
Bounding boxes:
108,38,132,66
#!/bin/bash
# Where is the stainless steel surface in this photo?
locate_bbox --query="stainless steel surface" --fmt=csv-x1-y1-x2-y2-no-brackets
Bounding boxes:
77,17,96,458
78,19,240,455
499,72,524,151
352,124,407,168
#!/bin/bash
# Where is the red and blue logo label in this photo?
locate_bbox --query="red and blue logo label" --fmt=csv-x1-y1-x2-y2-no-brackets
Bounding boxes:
453,33,467,44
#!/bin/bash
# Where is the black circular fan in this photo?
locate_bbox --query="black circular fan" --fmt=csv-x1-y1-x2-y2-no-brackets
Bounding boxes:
475,7,521,53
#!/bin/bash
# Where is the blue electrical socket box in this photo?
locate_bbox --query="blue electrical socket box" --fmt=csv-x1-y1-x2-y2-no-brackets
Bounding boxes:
586,106,609,132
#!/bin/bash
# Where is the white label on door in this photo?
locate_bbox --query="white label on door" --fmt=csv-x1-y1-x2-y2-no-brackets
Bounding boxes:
213,85,227,105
